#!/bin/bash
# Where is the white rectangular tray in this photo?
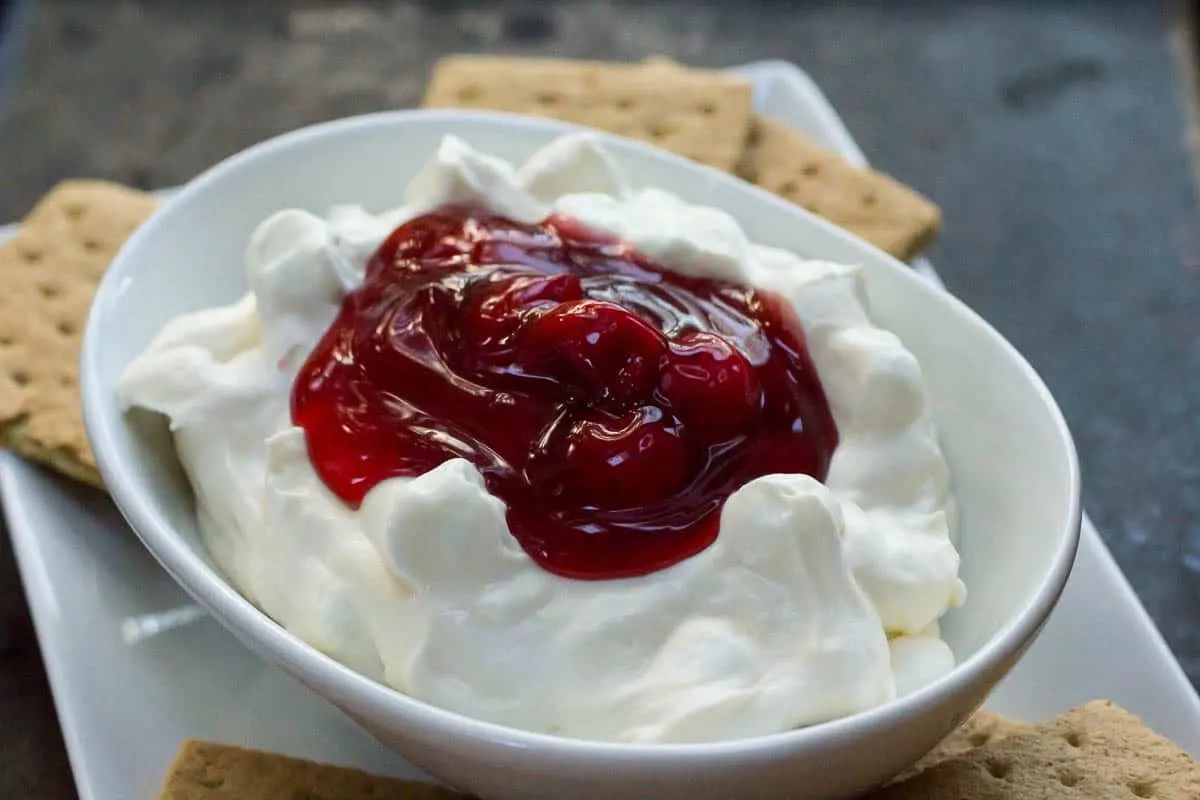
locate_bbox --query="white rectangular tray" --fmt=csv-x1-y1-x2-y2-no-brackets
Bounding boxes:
3,60,1198,800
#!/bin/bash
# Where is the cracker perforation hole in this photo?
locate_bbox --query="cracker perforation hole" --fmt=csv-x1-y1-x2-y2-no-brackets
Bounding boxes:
985,757,1011,780
802,162,820,177
1058,770,1081,788
456,85,480,102
1064,731,1083,748
967,731,990,747
82,238,100,253
1129,779,1156,798
56,319,77,336
20,246,42,264
616,96,634,110
863,190,878,206
780,179,799,196
38,282,61,300
58,374,74,388
535,90,560,106
12,369,30,387
698,100,717,116
65,203,84,220
0,334,12,346
196,776,224,789
648,123,673,140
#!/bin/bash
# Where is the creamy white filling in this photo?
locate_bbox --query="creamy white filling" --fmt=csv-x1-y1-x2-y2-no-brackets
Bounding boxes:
119,133,964,743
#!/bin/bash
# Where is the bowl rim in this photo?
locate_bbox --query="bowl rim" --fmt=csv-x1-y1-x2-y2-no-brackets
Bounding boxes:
81,108,1082,762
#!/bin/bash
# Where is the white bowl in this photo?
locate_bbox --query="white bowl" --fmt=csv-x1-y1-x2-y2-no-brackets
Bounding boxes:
80,110,1081,800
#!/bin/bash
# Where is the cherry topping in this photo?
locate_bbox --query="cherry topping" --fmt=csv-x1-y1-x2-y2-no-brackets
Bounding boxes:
523,299,668,410
456,273,584,378
468,273,584,337
660,331,761,441
531,406,688,510
291,206,838,580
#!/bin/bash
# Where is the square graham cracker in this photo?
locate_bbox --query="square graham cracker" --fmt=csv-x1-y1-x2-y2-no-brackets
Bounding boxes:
636,58,942,262
869,700,1200,799
422,55,754,172
0,181,156,487
888,708,1030,785
159,740,468,800
736,115,941,261
157,703,1200,799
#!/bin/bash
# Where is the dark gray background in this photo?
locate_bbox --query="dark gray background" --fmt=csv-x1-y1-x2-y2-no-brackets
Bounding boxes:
1,1,1197,797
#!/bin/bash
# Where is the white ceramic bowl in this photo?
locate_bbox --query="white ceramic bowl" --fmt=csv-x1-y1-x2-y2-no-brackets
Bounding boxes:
80,111,1081,800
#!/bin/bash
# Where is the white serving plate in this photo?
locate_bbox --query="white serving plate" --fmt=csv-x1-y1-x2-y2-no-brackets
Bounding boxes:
2,60,1198,800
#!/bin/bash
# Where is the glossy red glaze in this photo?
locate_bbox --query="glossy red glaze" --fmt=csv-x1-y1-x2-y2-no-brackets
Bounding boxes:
292,207,837,579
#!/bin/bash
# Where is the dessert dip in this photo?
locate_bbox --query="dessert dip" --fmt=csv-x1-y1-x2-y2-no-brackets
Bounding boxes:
119,133,965,743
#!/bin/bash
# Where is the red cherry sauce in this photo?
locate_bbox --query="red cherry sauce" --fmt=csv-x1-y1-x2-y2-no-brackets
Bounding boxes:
291,206,838,580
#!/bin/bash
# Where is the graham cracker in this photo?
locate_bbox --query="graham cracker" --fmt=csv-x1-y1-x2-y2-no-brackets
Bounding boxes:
869,700,1200,799
889,708,1030,784
736,115,941,260
158,740,467,800
422,55,754,172
158,703,1200,798
0,180,156,487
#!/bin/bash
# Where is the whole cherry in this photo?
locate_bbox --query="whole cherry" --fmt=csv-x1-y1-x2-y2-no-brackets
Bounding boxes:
659,330,761,441
536,406,689,510
521,299,668,409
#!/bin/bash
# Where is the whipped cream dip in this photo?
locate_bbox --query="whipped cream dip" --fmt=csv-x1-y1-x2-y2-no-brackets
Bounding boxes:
119,133,964,743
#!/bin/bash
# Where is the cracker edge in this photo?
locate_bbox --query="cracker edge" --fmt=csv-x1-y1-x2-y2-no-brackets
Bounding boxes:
158,740,470,799
0,180,156,487
738,114,942,261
